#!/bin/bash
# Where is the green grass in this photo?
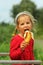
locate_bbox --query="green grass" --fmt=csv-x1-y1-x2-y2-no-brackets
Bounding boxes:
34,39,43,60
0,42,10,52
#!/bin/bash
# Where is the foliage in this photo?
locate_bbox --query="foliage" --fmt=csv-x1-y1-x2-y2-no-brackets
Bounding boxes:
0,23,15,52
34,40,43,61
10,0,43,37
0,23,15,43
34,8,43,28
11,0,36,18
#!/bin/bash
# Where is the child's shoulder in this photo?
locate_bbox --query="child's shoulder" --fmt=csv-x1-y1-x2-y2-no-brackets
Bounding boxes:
11,34,22,40
12,34,19,38
11,34,19,41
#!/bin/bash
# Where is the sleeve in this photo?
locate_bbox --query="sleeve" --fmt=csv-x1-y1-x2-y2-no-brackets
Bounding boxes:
9,36,23,60
30,38,35,60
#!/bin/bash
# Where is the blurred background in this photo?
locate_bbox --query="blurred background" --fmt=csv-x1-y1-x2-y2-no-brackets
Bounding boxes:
0,0,43,64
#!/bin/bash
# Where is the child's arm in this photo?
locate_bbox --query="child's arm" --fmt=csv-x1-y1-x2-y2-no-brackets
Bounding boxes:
9,36,23,60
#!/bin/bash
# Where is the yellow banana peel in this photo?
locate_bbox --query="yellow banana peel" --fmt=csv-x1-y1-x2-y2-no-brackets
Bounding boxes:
24,31,31,43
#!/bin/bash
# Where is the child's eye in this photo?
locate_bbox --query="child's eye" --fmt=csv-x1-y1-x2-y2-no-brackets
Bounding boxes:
21,23,24,25
26,22,30,24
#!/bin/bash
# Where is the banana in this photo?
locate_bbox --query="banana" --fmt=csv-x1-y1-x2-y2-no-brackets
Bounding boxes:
24,31,31,43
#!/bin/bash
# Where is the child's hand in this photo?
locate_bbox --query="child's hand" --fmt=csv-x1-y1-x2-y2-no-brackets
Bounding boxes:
20,40,28,51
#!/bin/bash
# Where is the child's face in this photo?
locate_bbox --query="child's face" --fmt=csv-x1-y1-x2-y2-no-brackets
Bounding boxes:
17,15,32,35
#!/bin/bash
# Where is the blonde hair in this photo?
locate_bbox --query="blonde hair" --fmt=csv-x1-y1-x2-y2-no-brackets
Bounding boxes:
15,11,36,25
14,11,36,35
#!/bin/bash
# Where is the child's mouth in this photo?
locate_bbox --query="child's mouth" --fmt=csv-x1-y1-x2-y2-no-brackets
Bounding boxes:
24,29,29,32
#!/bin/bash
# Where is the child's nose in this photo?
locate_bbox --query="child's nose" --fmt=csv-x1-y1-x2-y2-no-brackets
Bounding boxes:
24,23,27,27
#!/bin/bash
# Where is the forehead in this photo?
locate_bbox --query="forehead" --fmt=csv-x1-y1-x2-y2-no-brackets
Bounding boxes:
17,14,30,22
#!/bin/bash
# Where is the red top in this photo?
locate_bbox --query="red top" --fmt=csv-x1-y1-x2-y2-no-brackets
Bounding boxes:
9,34,35,65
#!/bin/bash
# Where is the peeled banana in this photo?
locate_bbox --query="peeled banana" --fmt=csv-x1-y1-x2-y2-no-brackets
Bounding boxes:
24,31,31,43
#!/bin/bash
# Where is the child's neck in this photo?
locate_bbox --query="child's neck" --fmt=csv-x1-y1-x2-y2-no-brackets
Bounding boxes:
18,33,24,38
